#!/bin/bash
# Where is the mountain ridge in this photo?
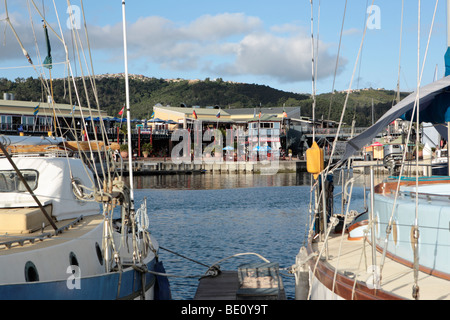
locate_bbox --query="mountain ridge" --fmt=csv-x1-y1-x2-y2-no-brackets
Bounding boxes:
0,75,410,127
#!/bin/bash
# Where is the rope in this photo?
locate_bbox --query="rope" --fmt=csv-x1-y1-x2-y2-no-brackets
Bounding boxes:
132,249,275,281
160,246,210,269
208,252,271,272
158,248,273,279
131,264,204,279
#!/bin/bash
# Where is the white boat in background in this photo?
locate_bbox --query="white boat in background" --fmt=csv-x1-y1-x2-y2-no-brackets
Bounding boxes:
432,148,448,175
292,0,450,300
0,1,171,300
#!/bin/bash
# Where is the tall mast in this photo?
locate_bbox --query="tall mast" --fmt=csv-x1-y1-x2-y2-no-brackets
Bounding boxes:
447,0,450,175
446,0,450,76
122,0,135,204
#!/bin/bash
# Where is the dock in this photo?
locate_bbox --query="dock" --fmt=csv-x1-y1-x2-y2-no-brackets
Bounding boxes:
117,158,305,175
194,263,286,300
194,271,241,300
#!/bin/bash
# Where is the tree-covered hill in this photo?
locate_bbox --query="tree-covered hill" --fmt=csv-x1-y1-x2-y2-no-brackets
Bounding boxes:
0,76,409,127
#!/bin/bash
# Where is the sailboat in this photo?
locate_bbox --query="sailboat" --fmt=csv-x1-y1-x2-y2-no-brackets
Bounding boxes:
0,1,171,299
292,1,450,300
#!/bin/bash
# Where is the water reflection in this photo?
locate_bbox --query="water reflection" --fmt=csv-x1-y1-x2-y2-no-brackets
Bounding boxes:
130,170,384,300
134,172,314,190
133,171,388,190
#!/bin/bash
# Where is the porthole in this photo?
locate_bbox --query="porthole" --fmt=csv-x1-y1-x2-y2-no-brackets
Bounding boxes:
95,242,103,265
24,261,39,282
69,252,79,267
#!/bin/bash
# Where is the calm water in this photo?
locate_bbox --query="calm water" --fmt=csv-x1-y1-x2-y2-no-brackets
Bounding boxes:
132,172,367,300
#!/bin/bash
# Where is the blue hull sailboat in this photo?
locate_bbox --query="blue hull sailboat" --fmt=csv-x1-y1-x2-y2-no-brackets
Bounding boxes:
0,1,170,300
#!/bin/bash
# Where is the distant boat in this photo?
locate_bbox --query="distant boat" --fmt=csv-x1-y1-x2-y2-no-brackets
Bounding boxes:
431,148,448,175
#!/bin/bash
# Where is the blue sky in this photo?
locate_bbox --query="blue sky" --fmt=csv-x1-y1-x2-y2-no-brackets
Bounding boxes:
0,1,448,95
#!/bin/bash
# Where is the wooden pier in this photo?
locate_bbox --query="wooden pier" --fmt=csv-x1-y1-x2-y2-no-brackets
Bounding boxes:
194,263,286,300
194,271,241,300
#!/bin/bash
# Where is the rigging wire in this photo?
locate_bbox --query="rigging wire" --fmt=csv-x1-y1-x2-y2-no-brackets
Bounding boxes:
310,0,317,142
378,0,439,295
314,0,321,116
412,0,421,301
65,10,106,185
327,0,347,120
2,1,154,281
356,0,369,90
394,0,405,106
327,0,375,174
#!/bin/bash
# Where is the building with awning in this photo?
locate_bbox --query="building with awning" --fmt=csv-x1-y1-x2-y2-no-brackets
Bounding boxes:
152,105,301,156
0,97,108,137
152,105,301,128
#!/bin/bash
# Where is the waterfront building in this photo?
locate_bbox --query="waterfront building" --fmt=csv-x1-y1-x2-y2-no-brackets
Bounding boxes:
0,96,108,139
152,105,303,156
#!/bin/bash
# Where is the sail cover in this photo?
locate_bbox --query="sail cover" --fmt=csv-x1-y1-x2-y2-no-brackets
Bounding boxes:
341,75,450,163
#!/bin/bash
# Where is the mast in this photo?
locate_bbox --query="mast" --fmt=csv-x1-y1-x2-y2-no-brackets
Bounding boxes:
122,1,135,204
446,0,450,77
371,98,374,125
447,0,450,175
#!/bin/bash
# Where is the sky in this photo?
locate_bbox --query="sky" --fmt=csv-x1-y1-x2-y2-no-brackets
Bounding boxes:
0,0,448,96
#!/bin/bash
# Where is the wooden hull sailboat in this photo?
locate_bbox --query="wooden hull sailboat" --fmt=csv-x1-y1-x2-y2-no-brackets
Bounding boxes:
293,0,450,300
299,175,450,300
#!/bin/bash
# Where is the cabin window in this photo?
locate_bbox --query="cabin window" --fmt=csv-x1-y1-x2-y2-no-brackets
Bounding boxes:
0,170,38,192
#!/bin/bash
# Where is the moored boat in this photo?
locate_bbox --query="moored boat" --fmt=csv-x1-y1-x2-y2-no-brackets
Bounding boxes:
292,0,450,300
298,174,450,300
0,1,171,300
0,136,170,300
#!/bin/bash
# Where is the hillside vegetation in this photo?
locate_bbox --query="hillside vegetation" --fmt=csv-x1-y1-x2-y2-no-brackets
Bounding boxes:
0,76,409,127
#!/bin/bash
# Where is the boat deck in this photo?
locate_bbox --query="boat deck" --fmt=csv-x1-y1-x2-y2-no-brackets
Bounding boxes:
0,215,104,255
310,233,450,300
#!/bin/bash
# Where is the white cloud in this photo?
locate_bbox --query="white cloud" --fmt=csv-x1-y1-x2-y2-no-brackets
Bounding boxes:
342,28,361,36
182,13,263,41
1,10,346,85
213,31,345,83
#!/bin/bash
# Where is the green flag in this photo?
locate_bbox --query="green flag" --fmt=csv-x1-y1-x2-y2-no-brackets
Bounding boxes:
43,24,52,69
